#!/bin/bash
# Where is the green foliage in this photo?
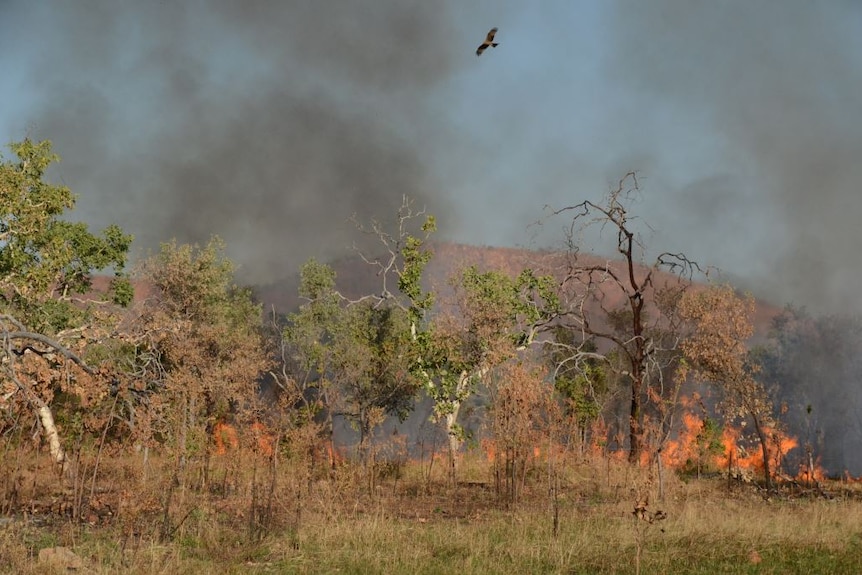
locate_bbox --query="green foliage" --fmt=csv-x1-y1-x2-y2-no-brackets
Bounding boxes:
145,237,236,321
286,258,421,441
546,333,610,429
458,266,560,349
696,416,725,457
332,302,419,434
399,216,436,325
682,416,726,477
0,139,133,332
297,257,337,302
284,259,341,386
397,222,560,433
555,364,604,420
109,276,134,307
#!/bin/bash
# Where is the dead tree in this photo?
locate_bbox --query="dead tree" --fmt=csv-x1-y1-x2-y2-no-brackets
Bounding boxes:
549,173,699,464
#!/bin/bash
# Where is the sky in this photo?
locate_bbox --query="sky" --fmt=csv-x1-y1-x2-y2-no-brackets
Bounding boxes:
1,1,861,314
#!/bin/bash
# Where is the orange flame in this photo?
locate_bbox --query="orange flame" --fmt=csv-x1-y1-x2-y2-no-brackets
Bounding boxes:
661,412,706,469
718,424,798,478
797,460,827,483
213,421,275,457
661,397,807,481
326,443,346,467
213,422,239,455
482,438,496,463
250,421,275,457
843,471,862,483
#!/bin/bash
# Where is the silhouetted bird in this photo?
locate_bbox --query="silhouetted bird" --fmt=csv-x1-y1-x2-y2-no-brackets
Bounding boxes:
476,27,499,56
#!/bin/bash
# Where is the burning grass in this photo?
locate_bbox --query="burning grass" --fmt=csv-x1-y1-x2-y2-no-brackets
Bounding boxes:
2,443,862,574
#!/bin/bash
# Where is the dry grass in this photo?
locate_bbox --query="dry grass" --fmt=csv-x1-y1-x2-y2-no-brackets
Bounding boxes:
2,445,862,574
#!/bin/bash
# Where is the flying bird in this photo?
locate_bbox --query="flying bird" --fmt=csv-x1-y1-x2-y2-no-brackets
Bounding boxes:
476,27,499,57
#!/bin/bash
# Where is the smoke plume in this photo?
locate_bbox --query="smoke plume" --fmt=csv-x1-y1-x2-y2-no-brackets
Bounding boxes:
1,1,460,281
606,0,862,314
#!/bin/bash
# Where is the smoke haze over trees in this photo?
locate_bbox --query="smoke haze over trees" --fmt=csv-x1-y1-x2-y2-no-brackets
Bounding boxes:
1,1,861,316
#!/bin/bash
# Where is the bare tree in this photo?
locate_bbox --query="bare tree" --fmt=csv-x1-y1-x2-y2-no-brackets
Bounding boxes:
548,173,699,464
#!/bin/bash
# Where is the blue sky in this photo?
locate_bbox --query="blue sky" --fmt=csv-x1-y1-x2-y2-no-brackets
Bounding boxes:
1,1,861,312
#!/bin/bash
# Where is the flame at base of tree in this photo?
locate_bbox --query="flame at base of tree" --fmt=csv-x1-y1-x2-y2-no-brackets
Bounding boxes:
480,396,834,485
660,402,832,483
798,460,827,483
719,424,798,481
326,443,346,467
213,422,239,456
482,438,562,465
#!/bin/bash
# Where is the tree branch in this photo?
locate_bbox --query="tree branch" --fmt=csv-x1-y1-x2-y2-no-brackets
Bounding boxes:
3,330,96,375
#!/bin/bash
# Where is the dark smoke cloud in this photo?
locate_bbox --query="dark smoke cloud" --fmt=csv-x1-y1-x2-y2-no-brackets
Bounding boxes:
606,0,862,314
4,1,459,281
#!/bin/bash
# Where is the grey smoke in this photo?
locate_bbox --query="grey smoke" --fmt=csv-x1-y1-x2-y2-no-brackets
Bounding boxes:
605,0,862,475
605,0,862,314
5,2,862,309
1,1,460,282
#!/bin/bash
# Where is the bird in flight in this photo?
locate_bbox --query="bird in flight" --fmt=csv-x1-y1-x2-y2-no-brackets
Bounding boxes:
476,27,499,57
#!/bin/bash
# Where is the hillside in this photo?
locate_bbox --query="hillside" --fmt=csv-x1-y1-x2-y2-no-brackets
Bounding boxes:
253,241,782,336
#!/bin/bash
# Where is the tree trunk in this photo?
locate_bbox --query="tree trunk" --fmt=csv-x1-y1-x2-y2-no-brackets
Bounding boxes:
11,375,68,470
628,363,645,464
752,415,773,491
628,383,642,464
37,404,66,467
442,370,475,483
627,286,647,465
358,415,371,467
656,450,665,501
178,393,189,474
445,408,461,485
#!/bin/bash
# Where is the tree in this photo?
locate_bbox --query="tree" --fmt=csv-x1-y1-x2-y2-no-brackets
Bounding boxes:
0,139,132,470
424,265,559,469
549,173,698,463
488,361,551,504
329,302,419,458
130,237,270,485
545,333,612,453
0,139,132,331
678,284,778,489
279,259,342,467
282,258,420,465
349,197,560,478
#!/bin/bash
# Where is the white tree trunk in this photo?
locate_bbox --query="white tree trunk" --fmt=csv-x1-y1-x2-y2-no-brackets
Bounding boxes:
443,370,481,481
10,375,69,470
37,404,66,466
445,408,462,458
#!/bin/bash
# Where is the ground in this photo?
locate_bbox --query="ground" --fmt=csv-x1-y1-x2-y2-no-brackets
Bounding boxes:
2,448,862,574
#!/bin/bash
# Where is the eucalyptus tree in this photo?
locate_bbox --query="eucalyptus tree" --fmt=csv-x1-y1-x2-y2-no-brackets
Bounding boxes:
283,257,420,459
678,284,777,489
347,197,560,478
